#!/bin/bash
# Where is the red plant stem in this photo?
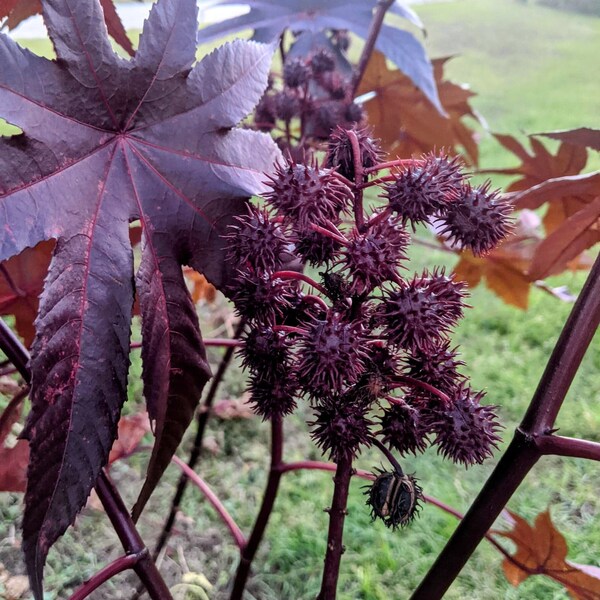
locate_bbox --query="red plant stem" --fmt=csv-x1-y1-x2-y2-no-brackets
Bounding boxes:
364,206,392,229
274,270,330,296
305,294,330,312
352,0,395,95
151,319,245,562
411,251,600,600
68,552,143,600
347,129,365,230
391,375,452,404
370,437,404,475
364,158,420,174
536,434,600,461
230,415,284,600
171,455,246,549
310,222,348,244
316,455,354,600
272,324,308,336
359,174,396,189
95,472,173,599
130,338,242,350
203,338,244,347
0,318,31,383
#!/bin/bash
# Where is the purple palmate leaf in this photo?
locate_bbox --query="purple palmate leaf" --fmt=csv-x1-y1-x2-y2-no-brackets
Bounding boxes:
0,0,280,595
198,0,442,113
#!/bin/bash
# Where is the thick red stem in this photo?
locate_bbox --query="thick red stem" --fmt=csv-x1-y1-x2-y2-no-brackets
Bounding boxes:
316,455,354,600
230,416,284,599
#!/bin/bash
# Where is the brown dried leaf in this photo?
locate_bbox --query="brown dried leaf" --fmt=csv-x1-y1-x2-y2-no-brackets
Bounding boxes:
499,510,600,599
358,51,480,164
108,412,151,464
0,241,54,347
488,135,588,192
183,268,217,304
528,197,600,281
0,440,29,492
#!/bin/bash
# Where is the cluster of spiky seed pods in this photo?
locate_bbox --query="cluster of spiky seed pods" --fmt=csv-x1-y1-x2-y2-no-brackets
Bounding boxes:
226,125,510,528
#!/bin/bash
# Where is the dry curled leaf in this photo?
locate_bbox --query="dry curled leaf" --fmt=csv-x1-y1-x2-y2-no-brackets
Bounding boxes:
498,510,600,599
358,51,481,163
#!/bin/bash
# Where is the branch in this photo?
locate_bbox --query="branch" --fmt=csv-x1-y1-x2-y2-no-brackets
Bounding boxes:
536,434,600,461
95,472,173,600
352,0,395,95
68,552,143,600
171,455,246,549
316,455,354,600
230,415,285,599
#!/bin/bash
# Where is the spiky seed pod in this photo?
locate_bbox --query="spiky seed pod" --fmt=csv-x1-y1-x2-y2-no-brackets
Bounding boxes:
254,94,277,131
240,327,292,378
378,272,466,352
310,396,372,461
315,103,341,134
226,205,288,273
421,268,468,322
248,372,298,420
310,49,336,74
275,91,300,121
332,29,351,52
438,182,513,256
383,153,464,227
378,402,429,456
264,158,352,228
365,470,422,529
403,340,466,396
338,217,409,294
326,126,382,181
429,387,502,466
297,313,368,399
320,271,352,304
294,228,341,267
230,271,294,326
283,58,311,88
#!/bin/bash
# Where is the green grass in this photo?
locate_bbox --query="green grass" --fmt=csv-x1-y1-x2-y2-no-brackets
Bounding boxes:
1,1,599,598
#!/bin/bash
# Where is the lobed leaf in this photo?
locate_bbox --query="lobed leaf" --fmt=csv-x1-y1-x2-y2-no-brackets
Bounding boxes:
0,0,281,595
198,0,442,112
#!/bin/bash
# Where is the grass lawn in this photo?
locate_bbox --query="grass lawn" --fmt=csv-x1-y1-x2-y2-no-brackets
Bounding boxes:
1,1,599,598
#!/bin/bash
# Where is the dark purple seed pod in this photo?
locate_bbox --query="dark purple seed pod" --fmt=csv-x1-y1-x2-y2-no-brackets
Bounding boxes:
226,205,288,273
365,470,422,529
383,153,464,228
378,271,465,352
429,386,502,466
294,227,341,267
240,326,292,378
332,29,351,52
283,58,311,88
254,94,277,131
230,271,294,326
297,312,368,399
326,125,382,182
337,217,408,294
275,91,301,121
438,182,513,256
422,268,468,322
310,48,336,74
315,103,341,134
264,158,352,228
320,270,352,304
310,396,372,462
378,402,429,456
403,340,466,396
248,372,298,420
